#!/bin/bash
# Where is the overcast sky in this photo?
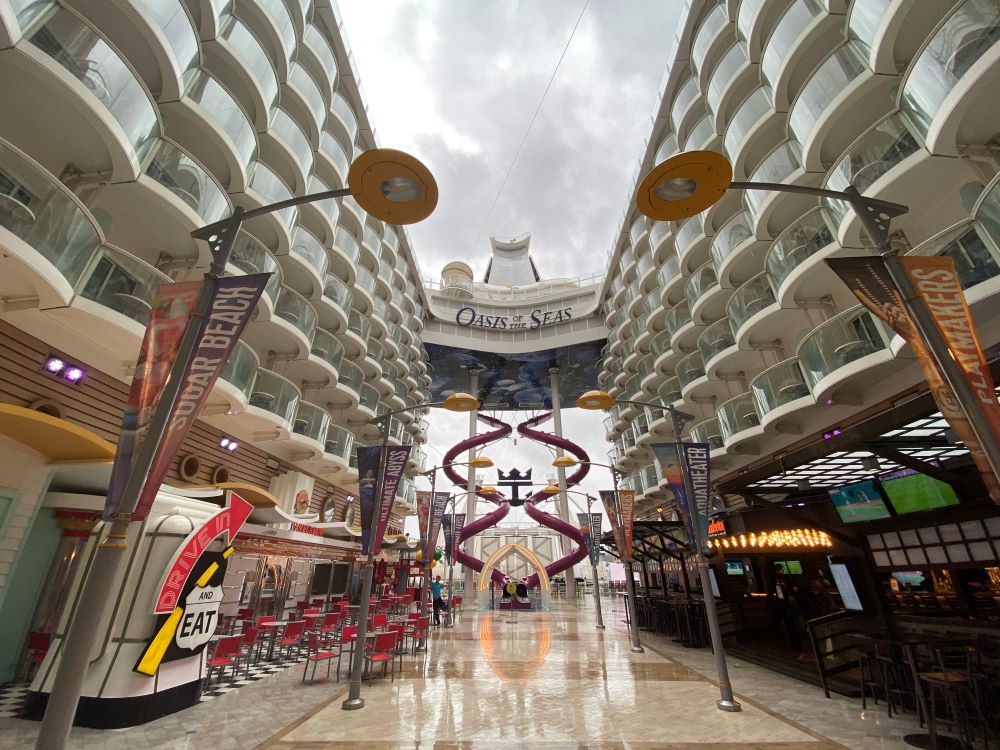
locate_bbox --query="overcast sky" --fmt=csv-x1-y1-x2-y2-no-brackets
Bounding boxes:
337,2,678,536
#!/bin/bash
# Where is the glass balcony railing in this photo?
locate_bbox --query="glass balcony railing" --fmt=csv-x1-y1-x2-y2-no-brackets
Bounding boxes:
249,163,297,227
671,76,700,131
707,43,750,117
77,244,170,325
686,261,718,309
330,92,359,143
287,62,326,127
761,0,825,89
323,273,352,311
691,418,724,451
270,107,313,172
724,86,772,162
692,5,727,75
292,401,330,443
274,285,317,342
677,350,706,389
823,113,921,229
230,229,281,302
306,175,341,228
342,193,367,224
348,308,371,341
796,306,892,388
789,44,868,146
684,114,716,150
324,423,353,460
649,220,672,251
737,0,766,43
658,377,681,405
744,141,803,218
366,337,384,363
304,24,338,85
184,70,257,171
310,327,344,373
728,272,776,331
371,294,389,322
359,383,381,413
666,301,693,339
698,318,736,364
657,253,681,289
711,210,754,268
219,15,278,108
899,0,1000,140
144,138,230,222
766,208,835,290
750,357,812,414
718,392,761,440
333,225,360,264
636,354,654,381
134,0,199,83
0,138,103,288
320,130,351,182
248,368,299,423
28,8,159,158
641,464,659,492
676,214,704,257
257,0,294,64
338,358,363,395
290,227,330,279
383,226,399,253
848,0,894,59
354,265,377,295
636,249,655,280
654,132,678,164
219,339,259,399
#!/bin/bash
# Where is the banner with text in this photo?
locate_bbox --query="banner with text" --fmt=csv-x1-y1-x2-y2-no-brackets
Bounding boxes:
577,513,593,564
451,513,466,565
356,446,381,555
652,442,712,551
132,274,269,520
416,490,431,551
589,513,603,564
373,445,411,555
828,256,1000,501
619,489,636,562
425,492,449,565
599,491,625,559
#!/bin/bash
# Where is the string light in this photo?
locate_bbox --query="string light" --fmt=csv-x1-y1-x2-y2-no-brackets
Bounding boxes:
707,528,832,550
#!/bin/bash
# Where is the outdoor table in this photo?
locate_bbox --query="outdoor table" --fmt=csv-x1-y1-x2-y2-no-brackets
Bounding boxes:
258,620,291,661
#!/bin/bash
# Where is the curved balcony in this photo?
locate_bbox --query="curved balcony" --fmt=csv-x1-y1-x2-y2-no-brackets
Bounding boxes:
709,210,756,285
650,328,673,370
284,226,329,298
264,107,313,192
788,43,896,172
706,43,754,128
340,193,367,235
274,283,317,346
629,215,649,248
296,175,340,245
654,132,679,166
330,225,361,283
670,76,702,137
658,377,682,406
77,243,170,328
358,383,381,419
228,229,281,308
727,270,778,344
658,252,686,308
766,207,837,305
698,317,737,373
328,91,359,152
899,0,1000,155
738,0,795,62
324,423,353,468
316,272,352,332
796,306,895,401
677,350,706,394
239,0,294,79
291,400,331,452
761,0,841,112
336,358,363,404
682,113,718,152
143,137,230,224
10,5,160,181
216,339,259,409
317,129,350,190
686,260,726,324
308,327,345,383
352,264,377,314
690,417,724,452
209,14,279,125
344,307,371,356
649,221,673,262
242,162,296,251
750,357,814,426
676,213,707,271
743,139,810,236
666,301,694,350
284,62,327,144
718,392,763,447
724,86,782,178
691,5,730,82
248,367,300,427
301,25,338,98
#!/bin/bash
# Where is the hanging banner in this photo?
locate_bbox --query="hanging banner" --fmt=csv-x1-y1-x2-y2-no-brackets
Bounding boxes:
125,275,270,520
373,445,411,556
356,446,381,555
416,490,431,549
104,281,201,519
589,512,603,564
599,491,626,559
619,488,636,562
451,513,466,565
828,256,1000,501
652,442,713,551
577,513,594,564
442,514,452,563
425,492,449,565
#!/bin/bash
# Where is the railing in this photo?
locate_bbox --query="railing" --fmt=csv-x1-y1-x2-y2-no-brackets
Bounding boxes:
806,610,881,699
423,272,604,301
292,401,330,443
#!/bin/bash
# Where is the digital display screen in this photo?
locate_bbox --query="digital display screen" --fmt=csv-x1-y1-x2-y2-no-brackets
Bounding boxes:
829,480,892,523
830,563,863,611
725,561,745,576
892,570,928,590
774,560,803,575
880,468,960,515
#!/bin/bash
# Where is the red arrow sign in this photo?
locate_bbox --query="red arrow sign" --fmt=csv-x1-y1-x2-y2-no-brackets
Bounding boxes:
153,492,253,614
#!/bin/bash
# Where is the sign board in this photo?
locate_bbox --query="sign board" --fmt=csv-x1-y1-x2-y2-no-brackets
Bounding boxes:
455,306,573,331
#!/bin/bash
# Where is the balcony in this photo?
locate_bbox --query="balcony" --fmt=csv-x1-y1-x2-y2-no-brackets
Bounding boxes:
285,62,327,143
292,400,331,450
316,272,352,331
750,357,813,425
243,162,296,251
229,229,282,307
248,367,300,425
671,76,702,139
258,284,316,355
358,383,381,418
284,226,329,298
698,318,736,372
144,137,231,224
718,392,762,446
796,306,895,400
766,207,836,304
676,350,706,393
724,86,781,177
666,301,694,350
324,423,353,467
210,14,279,125
738,0,796,62
309,327,344,380
658,377,682,406
761,0,841,112
743,140,810,236
77,243,170,327
216,339,259,407
240,0,294,79
706,43,754,128
658,252,685,307
710,210,757,285
337,358,363,400
682,113,718,151
264,107,313,191
328,92,359,152
691,5,729,82
690,417,724,452
301,24,338,98
727,272,777,340
676,213,706,271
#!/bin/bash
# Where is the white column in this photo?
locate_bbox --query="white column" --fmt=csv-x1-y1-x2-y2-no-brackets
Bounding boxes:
549,367,576,600
462,368,481,596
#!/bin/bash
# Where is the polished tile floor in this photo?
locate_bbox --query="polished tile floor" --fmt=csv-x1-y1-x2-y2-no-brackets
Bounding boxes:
0,597,920,749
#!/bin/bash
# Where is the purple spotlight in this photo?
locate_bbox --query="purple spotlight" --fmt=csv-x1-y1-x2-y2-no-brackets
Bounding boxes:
823,432,832,440
833,428,842,437
45,357,65,374
227,441,238,452
63,367,85,383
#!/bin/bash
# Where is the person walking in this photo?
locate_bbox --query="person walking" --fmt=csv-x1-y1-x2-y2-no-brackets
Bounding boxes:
431,575,448,627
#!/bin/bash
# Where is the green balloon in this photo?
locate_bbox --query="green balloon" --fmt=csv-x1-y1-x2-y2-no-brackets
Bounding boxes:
434,548,443,560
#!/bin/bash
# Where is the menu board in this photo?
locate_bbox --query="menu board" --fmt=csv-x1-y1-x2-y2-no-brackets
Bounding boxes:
829,563,863,611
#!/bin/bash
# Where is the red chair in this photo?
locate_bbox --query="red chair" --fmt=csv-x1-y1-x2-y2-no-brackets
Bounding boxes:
408,617,429,655
24,632,50,679
369,614,388,631
388,623,408,672
257,615,276,626
337,625,359,678
320,612,340,644
304,614,322,633
364,632,397,682
302,632,338,682
452,595,463,614
303,608,320,616
205,635,242,686
237,626,260,675
278,620,306,661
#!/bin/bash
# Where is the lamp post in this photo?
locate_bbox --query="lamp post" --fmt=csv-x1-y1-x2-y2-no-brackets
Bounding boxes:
576,391,741,712
541,482,605,629
37,149,438,750
417,458,493,636
342,392,480,711
635,149,1000,491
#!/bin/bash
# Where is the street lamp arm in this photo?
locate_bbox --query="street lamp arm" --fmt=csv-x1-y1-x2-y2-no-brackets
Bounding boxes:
191,188,354,241
727,180,909,216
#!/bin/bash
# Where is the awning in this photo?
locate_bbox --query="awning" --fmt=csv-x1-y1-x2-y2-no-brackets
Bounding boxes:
0,403,115,461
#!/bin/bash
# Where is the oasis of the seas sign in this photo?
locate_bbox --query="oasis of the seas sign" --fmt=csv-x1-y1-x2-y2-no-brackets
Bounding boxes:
455,306,572,330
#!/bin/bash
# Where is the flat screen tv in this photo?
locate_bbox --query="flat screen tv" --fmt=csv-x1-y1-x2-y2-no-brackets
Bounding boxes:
829,480,892,523
775,560,803,575
880,468,960,515
725,561,745,576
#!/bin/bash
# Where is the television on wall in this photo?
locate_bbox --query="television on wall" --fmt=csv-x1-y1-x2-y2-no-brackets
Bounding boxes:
775,560,803,575
725,561,745,576
880,468,960,515
828,480,893,523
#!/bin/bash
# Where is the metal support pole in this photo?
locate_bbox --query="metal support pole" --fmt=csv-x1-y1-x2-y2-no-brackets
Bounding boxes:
549,368,576,599
416,468,435,651
669,408,740,712
36,209,248,750
444,495,456,627
613,470,643,653
587,494,605,630
462,369,480,597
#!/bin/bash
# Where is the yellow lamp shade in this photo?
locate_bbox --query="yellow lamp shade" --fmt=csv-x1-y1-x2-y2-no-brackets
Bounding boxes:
348,148,438,225
442,392,480,412
576,389,617,410
637,151,733,221
542,484,561,495
552,456,577,468
479,486,498,496
467,456,494,468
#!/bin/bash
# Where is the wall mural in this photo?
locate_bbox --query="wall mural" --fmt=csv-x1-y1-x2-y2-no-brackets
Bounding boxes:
423,339,607,410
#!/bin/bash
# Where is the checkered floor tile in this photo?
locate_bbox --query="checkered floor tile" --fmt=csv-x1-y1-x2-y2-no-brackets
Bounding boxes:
200,653,315,701
0,683,30,718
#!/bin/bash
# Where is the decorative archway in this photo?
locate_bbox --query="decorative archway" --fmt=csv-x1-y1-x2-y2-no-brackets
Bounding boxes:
477,542,550,610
